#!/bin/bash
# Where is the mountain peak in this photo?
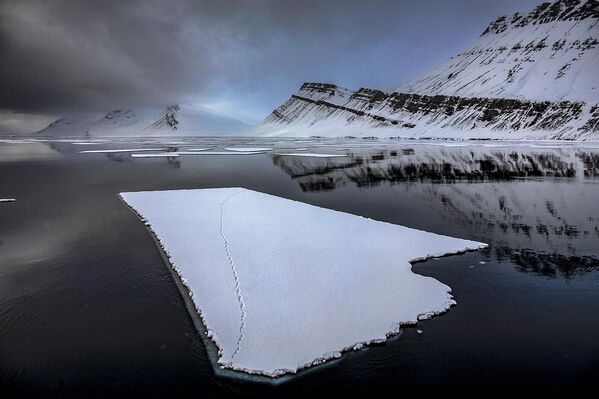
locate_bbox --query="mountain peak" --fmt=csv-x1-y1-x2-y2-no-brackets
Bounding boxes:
395,0,599,103
482,0,599,36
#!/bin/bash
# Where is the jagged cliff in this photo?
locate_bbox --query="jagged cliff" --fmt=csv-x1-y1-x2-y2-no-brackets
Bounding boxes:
258,0,599,140
257,82,598,140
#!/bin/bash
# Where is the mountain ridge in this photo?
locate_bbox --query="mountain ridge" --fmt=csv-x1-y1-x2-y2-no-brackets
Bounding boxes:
258,0,599,140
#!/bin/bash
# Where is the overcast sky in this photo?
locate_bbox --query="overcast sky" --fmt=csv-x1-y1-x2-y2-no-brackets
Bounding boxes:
0,0,541,134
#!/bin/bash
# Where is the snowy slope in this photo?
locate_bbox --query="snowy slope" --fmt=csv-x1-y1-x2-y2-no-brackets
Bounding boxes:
395,0,599,103
37,105,249,137
258,0,599,140
256,82,599,140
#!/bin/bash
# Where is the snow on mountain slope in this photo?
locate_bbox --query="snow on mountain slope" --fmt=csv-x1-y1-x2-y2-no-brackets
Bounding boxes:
395,0,599,103
37,105,249,137
257,1,599,140
256,82,599,140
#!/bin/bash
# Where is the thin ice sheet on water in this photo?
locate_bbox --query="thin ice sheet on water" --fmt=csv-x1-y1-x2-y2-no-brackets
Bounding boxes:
120,188,486,376
274,152,347,158
79,148,165,153
224,147,273,152
0,198,16,203
131,151,262,157
131,153,180,158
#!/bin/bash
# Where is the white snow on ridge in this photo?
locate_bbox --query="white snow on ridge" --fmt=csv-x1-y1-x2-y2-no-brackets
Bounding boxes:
395,1,599,103
120,188,487,376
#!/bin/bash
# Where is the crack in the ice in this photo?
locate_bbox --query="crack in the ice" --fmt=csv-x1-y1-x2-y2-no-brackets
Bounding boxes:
219,189,247,364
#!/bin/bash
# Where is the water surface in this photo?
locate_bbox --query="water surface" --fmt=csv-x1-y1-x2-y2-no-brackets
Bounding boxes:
1,137,598,397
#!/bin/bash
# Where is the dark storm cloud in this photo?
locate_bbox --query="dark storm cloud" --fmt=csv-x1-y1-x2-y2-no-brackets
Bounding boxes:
0,0,541,129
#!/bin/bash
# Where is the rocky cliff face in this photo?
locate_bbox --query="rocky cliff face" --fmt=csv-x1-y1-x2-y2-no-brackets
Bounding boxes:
258,0,599,140
258,82,598,140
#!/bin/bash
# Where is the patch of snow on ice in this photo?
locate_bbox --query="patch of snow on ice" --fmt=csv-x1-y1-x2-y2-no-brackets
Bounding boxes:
120,188,487,377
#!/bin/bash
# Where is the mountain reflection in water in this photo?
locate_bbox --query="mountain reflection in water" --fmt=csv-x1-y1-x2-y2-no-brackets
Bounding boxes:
272,145,599,279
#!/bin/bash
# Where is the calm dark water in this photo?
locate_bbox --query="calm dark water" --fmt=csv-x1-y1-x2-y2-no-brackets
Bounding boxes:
1,138,598,397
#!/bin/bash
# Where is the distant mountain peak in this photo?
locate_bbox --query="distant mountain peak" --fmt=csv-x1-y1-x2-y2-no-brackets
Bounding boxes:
37,104,249,137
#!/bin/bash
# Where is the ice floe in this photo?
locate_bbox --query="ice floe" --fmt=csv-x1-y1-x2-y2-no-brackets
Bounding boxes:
131,151,262,158
273,153,348,158
224,147,273,152
131,153,180,158
79,148,166,153
120,188,486,377
0,198,16,203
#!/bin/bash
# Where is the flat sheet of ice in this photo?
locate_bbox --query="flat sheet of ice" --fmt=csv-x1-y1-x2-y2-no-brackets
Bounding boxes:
274,153,348,158
79,148,165,153
132,151,263,157
131,153,180,158
121,188,486,376
0,198,16,203
224,147,273,152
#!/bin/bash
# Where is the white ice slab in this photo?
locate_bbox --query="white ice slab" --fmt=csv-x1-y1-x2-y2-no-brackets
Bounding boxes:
131,153,180,158
0,198,16,203
120,188,486,376
224,147,273,152
131,151,262,157
79,148,165,153
274,153,348,158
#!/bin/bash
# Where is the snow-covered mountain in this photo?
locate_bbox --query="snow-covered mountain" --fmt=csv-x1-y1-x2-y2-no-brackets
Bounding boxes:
37,105,249,137
256,82,598,140
257,0,599,140
395,0,599,103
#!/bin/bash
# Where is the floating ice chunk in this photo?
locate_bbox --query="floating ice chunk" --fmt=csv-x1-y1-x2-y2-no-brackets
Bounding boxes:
131,151,262,158
224,147,273,152
295,148,309,151
79,148,166,153
131,153,180,158
184,148,211,152
120,188,486,377
0,198,16,203
274,153,348,158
